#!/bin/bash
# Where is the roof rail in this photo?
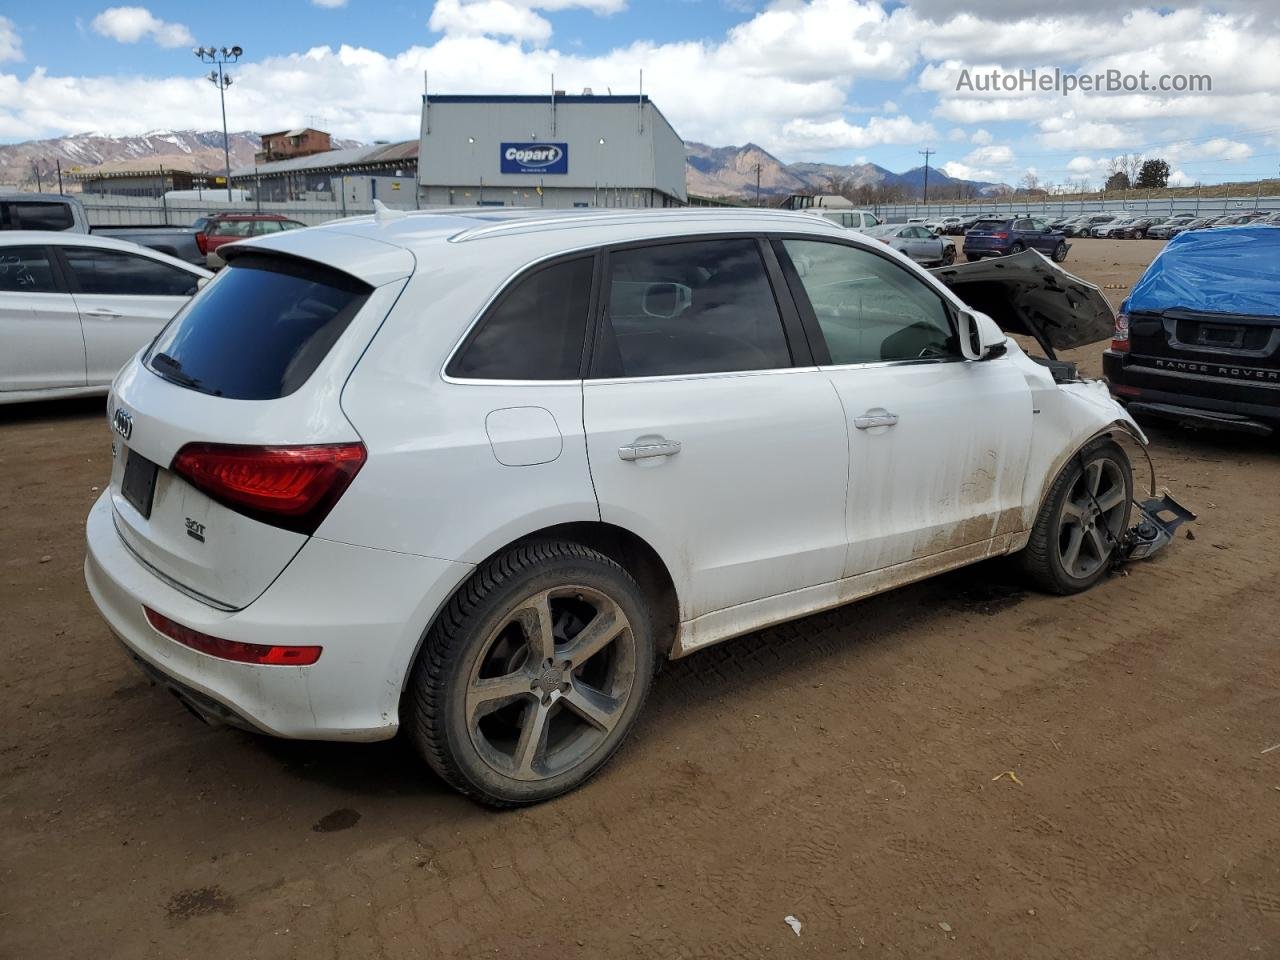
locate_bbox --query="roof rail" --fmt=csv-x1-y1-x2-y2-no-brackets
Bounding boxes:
446,206,831,243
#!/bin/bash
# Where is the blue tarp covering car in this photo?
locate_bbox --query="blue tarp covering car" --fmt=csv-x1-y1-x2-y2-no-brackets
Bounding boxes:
1105,225,1280,436
1125,225,1280,319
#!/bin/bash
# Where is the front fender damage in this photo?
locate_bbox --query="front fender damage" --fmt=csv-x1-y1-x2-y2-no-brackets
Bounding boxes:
1057,393,1196,568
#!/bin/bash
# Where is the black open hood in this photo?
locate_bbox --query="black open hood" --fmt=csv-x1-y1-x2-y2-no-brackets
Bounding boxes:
930,249,1116,357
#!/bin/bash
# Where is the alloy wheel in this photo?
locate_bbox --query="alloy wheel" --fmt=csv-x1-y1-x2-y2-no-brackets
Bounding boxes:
1056,457,1128,579
465,586,637,782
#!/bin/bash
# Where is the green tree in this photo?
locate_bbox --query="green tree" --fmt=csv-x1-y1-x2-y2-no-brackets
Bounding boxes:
1105,171,1131,191
1136,158,1170,189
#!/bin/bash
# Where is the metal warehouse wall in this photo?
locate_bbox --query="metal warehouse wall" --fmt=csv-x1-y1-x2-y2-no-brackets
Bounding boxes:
418,97,687,203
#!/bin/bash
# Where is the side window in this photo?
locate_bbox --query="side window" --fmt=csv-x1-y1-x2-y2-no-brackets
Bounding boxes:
62,248,198,297
0,246,58,292
1012,219,1033,231
595,238,792,378
781,239,955,365
448,256,593,380
255,221,282,234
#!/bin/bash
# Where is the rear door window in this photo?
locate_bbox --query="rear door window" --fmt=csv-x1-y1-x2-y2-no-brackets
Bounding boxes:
593,238,792,378
1,201,75,231
145,254,371,399
0,245,58,292
448,256,593,380
62,247,198,296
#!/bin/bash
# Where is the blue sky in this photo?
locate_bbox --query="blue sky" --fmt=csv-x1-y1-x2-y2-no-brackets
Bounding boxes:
2,1,1279,187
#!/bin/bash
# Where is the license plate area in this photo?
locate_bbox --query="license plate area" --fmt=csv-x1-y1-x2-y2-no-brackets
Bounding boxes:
122,450,160,519
1197,324,1246,349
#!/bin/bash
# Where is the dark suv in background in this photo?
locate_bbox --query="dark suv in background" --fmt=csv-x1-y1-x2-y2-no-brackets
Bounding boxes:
1105,225,1280,435
963,216,1070,262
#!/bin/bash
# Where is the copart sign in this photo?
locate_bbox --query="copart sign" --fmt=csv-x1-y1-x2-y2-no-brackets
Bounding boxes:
500,142,568,174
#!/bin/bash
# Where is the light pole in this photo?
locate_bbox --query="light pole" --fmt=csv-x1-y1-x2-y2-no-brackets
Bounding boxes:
194,45,243,201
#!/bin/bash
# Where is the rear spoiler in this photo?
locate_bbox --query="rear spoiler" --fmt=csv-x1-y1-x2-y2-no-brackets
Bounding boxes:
930,249,1115,359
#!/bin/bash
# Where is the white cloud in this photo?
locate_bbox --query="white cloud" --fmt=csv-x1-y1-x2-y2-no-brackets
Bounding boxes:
970,127,991,145
965,143,1013,165
429,0,554,43
779,114,937,152
90,7,194,48
940,160,1000,181
312,0,348,7
0,16,22,63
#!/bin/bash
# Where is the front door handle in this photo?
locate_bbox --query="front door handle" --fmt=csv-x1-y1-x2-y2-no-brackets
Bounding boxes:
618,439,681,461
853,411,900,430
84,308,122,320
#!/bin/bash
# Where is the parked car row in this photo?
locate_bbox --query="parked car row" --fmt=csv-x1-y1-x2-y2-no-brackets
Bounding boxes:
1,192,305,269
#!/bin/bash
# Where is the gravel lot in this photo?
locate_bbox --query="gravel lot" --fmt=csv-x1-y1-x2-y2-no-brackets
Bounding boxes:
2,238,1278,959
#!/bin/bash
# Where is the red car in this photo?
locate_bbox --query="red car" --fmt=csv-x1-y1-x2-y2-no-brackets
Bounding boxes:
193,213,306,268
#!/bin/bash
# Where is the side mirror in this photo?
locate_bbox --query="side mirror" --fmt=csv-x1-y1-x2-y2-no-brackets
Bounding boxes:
641,281,691,319
957,309,1008,361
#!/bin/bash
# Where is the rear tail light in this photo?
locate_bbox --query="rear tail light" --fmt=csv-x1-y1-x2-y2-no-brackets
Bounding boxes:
171,442,366,535
144,607,321,665
195,232,209,255
1111,312,1130,353
992,232,1009,239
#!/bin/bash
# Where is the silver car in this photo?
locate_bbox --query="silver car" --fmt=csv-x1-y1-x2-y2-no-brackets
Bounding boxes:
864,223,956,266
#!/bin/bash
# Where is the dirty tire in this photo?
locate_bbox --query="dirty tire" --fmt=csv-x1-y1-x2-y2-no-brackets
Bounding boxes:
407,540,654,807
1052,241,1069,262
1009,241,1026,255
1018,439,1133,595
942,246,956,265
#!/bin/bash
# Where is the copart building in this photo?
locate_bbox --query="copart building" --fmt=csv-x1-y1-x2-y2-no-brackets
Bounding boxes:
417,93,688,208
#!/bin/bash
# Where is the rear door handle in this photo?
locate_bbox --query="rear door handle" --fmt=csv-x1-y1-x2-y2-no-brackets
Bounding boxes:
618,439,681,461
84,308,122,320
853,411,900,430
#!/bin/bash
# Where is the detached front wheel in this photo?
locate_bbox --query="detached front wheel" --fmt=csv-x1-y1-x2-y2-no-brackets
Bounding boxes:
1019,440,1133,594
408,541,654,806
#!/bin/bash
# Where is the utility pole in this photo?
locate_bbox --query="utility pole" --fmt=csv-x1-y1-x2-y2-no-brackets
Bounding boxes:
194,45,243,201
918,147,934,205
755,162,761,206
55,159,63,194
32,161,42,192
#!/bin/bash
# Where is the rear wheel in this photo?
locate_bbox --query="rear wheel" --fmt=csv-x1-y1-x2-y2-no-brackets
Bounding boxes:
408,541,655,806
1019,440,1133,594
1009,241,1026,254
1052,241,1069,262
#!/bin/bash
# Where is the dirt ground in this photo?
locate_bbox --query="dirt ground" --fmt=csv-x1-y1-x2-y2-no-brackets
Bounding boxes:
2,238,1278,959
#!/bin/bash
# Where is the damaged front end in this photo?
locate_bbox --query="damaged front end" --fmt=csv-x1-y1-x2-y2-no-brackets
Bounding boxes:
931,250,1195,567
930,248,1114,366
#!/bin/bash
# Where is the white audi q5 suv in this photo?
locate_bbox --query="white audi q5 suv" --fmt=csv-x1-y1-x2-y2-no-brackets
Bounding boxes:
85,207,1147,805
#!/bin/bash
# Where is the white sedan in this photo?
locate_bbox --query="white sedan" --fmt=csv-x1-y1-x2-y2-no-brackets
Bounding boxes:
0,232,210,404
87,207,1161,806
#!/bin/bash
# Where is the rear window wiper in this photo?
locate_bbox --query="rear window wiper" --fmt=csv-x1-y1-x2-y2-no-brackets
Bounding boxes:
150,351,205,391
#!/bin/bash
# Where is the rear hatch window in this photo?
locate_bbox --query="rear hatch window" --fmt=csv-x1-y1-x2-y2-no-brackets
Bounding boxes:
146,253,371,400
1,200,75,231
970,220,1006,233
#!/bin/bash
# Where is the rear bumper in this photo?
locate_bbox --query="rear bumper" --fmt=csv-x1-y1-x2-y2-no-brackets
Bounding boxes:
1103,349,1280,433
84,490,473,741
